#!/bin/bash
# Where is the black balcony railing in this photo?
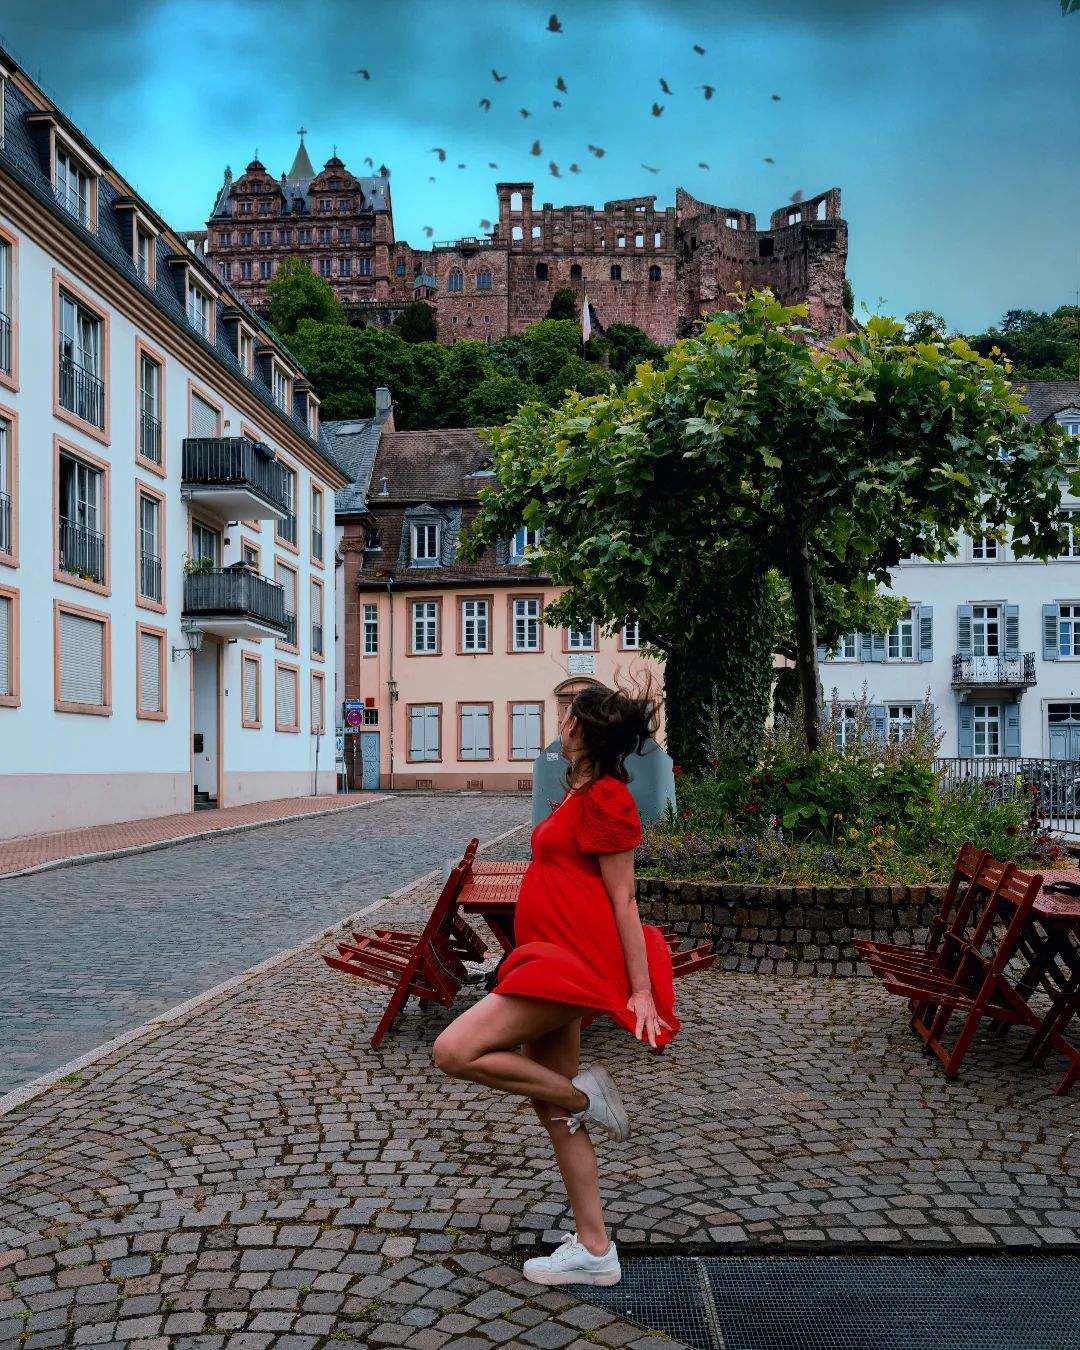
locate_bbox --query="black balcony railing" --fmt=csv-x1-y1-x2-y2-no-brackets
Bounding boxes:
311,526,324,561
0,490,10,555
936,757,1080,834
278,511,297,545
140,552,162,603
181,437,290,515
58,353,105,428
58,518,105,583
282,609,297,646
53,183,92,229
951,652,1037,687
182,568,288,634
0,311,10,375
312,622,324,656
140,411,161,464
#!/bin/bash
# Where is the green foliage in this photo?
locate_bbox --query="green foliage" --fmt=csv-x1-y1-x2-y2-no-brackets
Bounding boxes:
392,301,438,343
966,306,1080,380
265,257,345,337
842,277,854,315
546,287,579,321
461,372,538,427
903,309,951,343
602,323,665,376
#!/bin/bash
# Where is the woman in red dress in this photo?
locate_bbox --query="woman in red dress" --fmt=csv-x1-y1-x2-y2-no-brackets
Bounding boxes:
433,684,678,1287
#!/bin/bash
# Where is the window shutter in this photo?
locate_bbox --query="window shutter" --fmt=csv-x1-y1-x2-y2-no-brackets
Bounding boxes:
410,706,425,758
868,704,888,746
1004,604,1020,659
137,630,162,714
276,668,297,727
870,632,886,662
0,594,10,697
310,676,323,731
958,703,974,757
424,706,439,758
918,605,934,662
190,393,220,438
59,610,104,705
1042,604,1059,662
1003,702,1021,758
514,704,541,758
495,538,511,566
816,641,828,661
242,659,258,724
956,604,973,657
858,632,874,662
460,705,476,757
475,706,491,757
511,705,526,757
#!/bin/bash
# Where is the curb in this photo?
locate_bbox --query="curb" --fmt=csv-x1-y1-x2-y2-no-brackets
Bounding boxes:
0,795,390,881
0,818,528,1118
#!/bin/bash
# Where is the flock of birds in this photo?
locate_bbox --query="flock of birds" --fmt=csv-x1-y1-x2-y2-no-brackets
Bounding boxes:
352,13,794,241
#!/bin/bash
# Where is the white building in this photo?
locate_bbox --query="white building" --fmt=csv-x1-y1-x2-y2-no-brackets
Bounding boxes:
0,49,347,837
819,382,1080,760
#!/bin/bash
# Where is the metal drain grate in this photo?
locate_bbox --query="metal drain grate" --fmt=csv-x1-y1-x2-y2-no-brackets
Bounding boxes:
577,1254,1080,1350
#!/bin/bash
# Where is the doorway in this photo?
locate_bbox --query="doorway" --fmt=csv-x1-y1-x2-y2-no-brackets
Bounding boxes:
192,641,220,807
555,676,603,729
360,730,380,790
1048,703,1080,760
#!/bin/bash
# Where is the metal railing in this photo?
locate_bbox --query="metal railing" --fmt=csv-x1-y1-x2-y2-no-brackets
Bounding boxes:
58,353,105,428
311,526,323,562
0,491,9,556
181,437,290,514
0,311,10,374
140,552,161,603
312,621,324,657
283,610,297,646
278,510,297,545
140,411,161,464
182,568,287,633
58,518,105,583
952,653,1037,687
936,756,1080,834
53,182,92,229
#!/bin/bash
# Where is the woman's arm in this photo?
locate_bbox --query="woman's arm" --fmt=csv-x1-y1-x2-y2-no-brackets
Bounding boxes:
599,849,670,1047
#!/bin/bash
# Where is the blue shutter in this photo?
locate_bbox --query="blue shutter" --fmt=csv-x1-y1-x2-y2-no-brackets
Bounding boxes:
1004,604,1019,659
956,604,973,657
859,632,874,662
816,641,829,662
918,605,933,662
495,538,511,566
958,703,974,757
1003,702,1021,758
868,704,888,745
872,632,887,662
1043,603,1059,661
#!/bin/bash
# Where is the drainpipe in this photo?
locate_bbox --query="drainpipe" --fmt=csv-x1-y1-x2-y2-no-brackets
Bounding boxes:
386,573,397,791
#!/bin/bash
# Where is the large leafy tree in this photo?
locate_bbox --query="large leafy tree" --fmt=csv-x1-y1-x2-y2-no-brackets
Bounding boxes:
266,257,345,336
465,293,1072,759
392,301,438,343
966,306,1080,380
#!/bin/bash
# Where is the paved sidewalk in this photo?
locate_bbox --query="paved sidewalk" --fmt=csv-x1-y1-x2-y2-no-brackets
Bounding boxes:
0,860,1076,1348
0,796,379,878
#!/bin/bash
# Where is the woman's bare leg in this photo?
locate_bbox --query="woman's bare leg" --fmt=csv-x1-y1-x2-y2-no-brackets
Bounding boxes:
523,1021,609,1255
432,993,589,1111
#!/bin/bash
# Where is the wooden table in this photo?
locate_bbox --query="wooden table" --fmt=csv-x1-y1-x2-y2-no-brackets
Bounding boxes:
459,873,521,955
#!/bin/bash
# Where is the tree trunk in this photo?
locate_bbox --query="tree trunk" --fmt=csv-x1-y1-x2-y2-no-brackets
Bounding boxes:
786,521,823,752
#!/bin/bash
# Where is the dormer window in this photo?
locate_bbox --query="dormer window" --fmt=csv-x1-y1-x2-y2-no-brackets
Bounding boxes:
272,363,291,412
1057,412,1080,439
510,525,539,560
238,327,254,377
54,147,93,227
412,522,440,563
186,277,213,338
135,226,154,285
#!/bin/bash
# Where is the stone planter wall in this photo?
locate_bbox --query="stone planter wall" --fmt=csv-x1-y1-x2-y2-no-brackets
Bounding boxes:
636,876,947,977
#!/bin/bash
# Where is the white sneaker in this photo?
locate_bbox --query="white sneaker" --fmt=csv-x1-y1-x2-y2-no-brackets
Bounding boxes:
523,1232,622,1286
558,1064,630,1142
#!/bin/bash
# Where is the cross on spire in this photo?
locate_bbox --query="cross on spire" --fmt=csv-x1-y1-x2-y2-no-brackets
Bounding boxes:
297,126,307,140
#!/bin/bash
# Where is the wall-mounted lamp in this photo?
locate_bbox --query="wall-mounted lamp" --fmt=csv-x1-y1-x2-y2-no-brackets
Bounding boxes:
387,678,400,703
171,620,205,662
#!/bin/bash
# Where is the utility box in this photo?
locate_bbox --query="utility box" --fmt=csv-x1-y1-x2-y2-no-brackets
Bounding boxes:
531,739,677,830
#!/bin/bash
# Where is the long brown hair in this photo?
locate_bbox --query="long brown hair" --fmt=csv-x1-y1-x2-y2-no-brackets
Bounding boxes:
566,679,659,787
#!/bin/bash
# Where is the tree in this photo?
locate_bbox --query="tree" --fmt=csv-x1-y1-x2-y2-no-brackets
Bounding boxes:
546,288,579,321
465,292,1073,760
392,301,438,343
266,257,345,337
903,309,951,343
967,306,1080,380
462,373,539,427
842,277,855,316
603,323,665,377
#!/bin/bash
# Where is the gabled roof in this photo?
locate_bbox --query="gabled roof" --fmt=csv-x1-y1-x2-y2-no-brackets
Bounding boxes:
1015,380,1080,425
286,134,315,184
367,429,490,502
327,418,382,514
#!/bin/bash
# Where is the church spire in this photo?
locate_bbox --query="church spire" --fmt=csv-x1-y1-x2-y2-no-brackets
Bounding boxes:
286,126,315,184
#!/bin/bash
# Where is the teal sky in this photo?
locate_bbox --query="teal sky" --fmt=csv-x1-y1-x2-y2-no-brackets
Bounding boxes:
1,0,1077,331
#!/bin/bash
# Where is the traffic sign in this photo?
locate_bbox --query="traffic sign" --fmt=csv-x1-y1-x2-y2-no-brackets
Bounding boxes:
345,708,362,728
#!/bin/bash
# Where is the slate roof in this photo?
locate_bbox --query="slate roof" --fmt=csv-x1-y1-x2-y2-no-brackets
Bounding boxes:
0,53,348,482
1014,380,1080,424
367,429,492,502
326,417,382,514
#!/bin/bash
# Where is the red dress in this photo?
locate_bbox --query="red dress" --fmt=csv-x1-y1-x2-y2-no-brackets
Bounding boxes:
494,776,680,1047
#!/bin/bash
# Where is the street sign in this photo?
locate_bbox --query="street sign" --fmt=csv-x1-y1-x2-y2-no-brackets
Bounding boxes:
335,734,345,757
345,708,362,728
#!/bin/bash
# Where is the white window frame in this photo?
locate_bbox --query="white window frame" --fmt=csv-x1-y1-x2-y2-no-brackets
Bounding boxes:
886,607,916,661
59,291,102,380
971,603,1001,658
512,597,541,652
567,623,595,651
190,521,220,567
886,703,917,744
833,703,858,750
971,529,1000,561
510,525,539,561
1059,603,1080,658
622,621,641,650
830,633,858,661
239,328,254,377
972,702,1002,758
411,522,440,563
138,492,161,602
411,600,438,654
363,601,378,656
272,364,290,411
460,598,489,653
186,278,212,338
1060,509,1080,559
54,147,92,226
135,226,153,285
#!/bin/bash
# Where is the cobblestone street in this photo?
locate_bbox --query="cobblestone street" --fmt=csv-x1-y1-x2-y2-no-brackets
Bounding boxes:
0,796,527,1095
1,841,1077,1348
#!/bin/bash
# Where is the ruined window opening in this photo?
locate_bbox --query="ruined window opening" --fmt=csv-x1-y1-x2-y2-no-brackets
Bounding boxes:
817,199,827,220
635,233,644,248
531,225,542,240
654,231,662,246
788,209,801,225
648,264,661,281
510,191,523,212
610,264,622,281
726,215,739,230
512,225,523,241
758,238,774,258
617,234,626,248
570,263,582,280
535,262,548,280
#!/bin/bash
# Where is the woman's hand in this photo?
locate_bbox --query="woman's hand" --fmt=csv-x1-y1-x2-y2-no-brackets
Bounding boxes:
626,989,671,1048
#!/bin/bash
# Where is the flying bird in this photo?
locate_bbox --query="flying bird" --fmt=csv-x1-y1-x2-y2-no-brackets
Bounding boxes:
353,68,370,79
492,68,507,82
587,144,605,157
555,76,567,91
700,84,715,100
698,161,710,170
771,93,781,101
569,163,581,174
519,108,531,118
549,161,561,177
457,163,467,169
488,161,498,168
479,97,491,110
423,226,433,237
428,176,436,182
364,156,374,167
693,44,706,54
547,12,563,32
651,102,664,116
431,147,446,161
763,156,775,164
530,140,542,156
659,77,673,94
552,100,562,108
641,163,660,174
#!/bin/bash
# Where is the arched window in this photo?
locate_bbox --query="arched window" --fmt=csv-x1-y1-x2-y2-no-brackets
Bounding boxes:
570,263,582,280
535,262,548,280
395,260,406,276
648,264,661,282
476,268,492,291
531,225,542,240
510,191,523,212
448,268,464,292
512,225,523,241
610,264,622,281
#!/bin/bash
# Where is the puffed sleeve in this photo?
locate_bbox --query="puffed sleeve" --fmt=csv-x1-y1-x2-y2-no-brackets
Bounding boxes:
576,777,642,854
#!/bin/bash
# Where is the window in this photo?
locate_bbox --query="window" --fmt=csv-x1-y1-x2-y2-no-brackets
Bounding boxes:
241,541,259,569
972,703,1002,757
299,228,312,244
260,260,273,280
319,198,332,213
532,226,542,241
512,597,541,651
340,257,352,277
648,265,662,281
135,228,153,284
1060,510,1080,558
54,148,92,226
829,633,857,660
191,521,220,567
886,607,915,660
138,491,162,605
654,230,663,246
617,234,626,249
0,235,11,377
58,289,105,429
233,332,252,380
58,451,106,586
273,365,291,412
567,623,595,651
396,260,407,276
510,702,543,760
477,268,492,290
411,600,439,653
258,199,271,214
622,621,641,650
461,598,490,652
363,602,378,655
512,226,523,241
311,672,325,732
832,704,858,750
338,227,352,244
972,604,1000,657
310,578,324,657
359,226,372,244
217,261,230,282
136,625,165,719
0,413,14,562
459,704,492,760
217,231,231,247
190,390,221,437
275,663,299,732
187,279,212,338
1059,603,1080,657
138,352,162,465
570,264,582,281
311,486,324,560
409,704,440,761
1064,421,1080,439
239,231,253,246
448,268,464,292
0,586,16,705
610,265,622,281
510,525,539,560
258,230,272,246
357,257,372,277
56,604,109,714
972,528,1000,560
535,263,548,280
726,215,739,230
274,560,298,648
239,260,253,281
241,653,261,728
886,703,916,744
280,227,292,246
635,233,644,248
318,258,332,277
758,238,775,258
411,522,440,563
276,462,298,547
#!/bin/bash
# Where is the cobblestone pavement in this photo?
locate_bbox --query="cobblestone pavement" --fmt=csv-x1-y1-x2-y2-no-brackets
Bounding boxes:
1,855,1077,1348
0,796,527,1095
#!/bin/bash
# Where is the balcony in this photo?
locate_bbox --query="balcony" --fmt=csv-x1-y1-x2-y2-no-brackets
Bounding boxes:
181,436,289,522
952,652,1037,694
182,567,288,640
58,518,105,584
58,353,105,429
